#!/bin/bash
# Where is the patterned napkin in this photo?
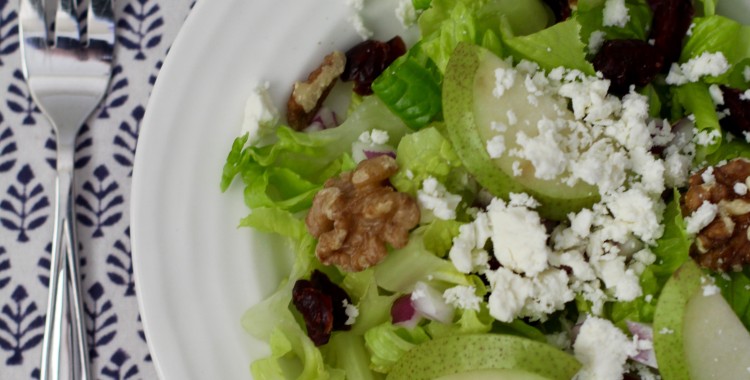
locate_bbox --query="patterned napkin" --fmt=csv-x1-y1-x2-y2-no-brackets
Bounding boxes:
0,0,194,378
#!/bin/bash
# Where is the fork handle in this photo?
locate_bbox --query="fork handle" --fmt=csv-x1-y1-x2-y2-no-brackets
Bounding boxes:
40,160,91,380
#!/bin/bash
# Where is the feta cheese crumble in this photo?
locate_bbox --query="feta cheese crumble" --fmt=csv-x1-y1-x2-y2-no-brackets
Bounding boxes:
417,177,462,221
588,30,606,54
685,201,719,234
345,0,373,39
709,84,725,105
745,66,750,82
342,299,359,325
603,0,630,27
735,182,748,195
493,67,516,98
395,0,418,28
240,82,280,146
666,52,731,85
574,316,638,380
443,285,482,311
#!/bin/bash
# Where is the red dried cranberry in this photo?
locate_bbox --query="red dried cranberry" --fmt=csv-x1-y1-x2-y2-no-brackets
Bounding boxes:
310,270,352,331
291,270,353,346
648,0,694,69
720,86,750,138
542,0,571,22
292,280,334,346
340,36,407,95
593,39,662,96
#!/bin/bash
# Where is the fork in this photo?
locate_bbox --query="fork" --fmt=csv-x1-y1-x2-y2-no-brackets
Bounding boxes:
18,0,114,379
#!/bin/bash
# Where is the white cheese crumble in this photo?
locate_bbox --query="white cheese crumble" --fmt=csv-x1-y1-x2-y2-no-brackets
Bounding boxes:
345,0,373,39
493,67,516,98
741,90,750,101
395,0,418,28
588,31,606,54
488,198,551,276
703,284,721,297
603,0,630,27
512,161,523,176
342,299,359,325
506,110,518,126
701,166,716,185
709,84,725,105
745,66,750,82
694,129,721,147
443,285,482,311
687,22,696,36
665,52,731,85
486,135,506,158
240,82,280,146
735,182,748,195
685,201,719,234
417,177,462,222
358,129,389,145
574,316,638,380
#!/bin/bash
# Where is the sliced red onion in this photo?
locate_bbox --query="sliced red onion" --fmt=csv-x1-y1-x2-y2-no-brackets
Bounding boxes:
626,321,658,368
391,294,422,329
364,150,396,160
306,107,340,130
410,282,455,324
351,141,395,163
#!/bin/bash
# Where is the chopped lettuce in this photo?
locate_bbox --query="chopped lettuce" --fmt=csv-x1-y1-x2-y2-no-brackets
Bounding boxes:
575,0,653,43
391,127,463,195
425,307,493,338
503,19,595,75
422,219,462,257
372,45,443,131
363,322,431,373
671,82,722,158
323,333,378,380
221,97,409,212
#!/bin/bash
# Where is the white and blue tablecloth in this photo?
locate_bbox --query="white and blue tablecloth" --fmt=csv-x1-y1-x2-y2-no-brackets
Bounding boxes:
1,1,194,378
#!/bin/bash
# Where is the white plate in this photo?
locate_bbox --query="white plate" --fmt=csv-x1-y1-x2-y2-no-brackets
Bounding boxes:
131,0,408,379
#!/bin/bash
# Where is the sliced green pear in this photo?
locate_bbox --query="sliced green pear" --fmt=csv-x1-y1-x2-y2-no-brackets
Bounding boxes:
436,368,549,380
683,285,750,379
442,42,599,220
386,334,581,380
654,259,750,380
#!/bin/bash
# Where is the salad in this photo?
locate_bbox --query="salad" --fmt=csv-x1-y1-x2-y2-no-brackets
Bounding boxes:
221,0,750,379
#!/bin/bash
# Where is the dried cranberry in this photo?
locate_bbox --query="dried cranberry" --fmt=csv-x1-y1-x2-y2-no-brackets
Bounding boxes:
542,0,571,22
291,270,353,346
593,39,662,96
310,270,352,331
648,0,694,69
340,36,407,95
292,280,334,346
720,86,750,138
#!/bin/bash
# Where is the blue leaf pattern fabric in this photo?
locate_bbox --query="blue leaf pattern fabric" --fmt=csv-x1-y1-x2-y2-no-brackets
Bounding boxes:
0,0,194,378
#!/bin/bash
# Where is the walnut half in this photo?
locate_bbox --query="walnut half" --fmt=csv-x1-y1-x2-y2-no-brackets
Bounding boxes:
305,155,420,272
682,158,750,272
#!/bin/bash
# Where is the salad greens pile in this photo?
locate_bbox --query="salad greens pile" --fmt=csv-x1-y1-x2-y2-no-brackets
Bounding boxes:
222,0,750,379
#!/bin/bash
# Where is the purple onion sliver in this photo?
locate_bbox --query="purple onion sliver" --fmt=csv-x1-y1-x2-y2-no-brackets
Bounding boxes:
626,321,658,368
391,294,422,328
364,150,396,160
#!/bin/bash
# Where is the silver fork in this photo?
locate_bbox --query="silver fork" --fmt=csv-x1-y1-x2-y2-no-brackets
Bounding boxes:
19,0,114,379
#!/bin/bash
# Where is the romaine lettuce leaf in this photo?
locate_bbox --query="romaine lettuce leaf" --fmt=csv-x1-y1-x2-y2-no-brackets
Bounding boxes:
671,82,722,158
372,45,443,131
575,0,653,43
221,97,409,212
391,127,463,195
363,322,431,373
503,19,596,75
323,333,379,380
425,307,493,338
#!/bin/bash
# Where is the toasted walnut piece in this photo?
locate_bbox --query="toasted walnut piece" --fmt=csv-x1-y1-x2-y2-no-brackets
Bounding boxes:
682,158,750,271
305,155,420,272
287,50,346,130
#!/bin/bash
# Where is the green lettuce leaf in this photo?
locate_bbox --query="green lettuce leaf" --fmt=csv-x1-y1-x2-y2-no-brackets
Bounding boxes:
372,45,443,131
705,137,750,164
575,0,653,43
374,227,471,293
323,333,379,380
391,127,463,195
671,82,722,158
649,189,691,280
363,322,431,373
341,270,400,335
422,219,462,257
425,307,493,338
680,16,750,66
221,97,409,212
503,19,596,75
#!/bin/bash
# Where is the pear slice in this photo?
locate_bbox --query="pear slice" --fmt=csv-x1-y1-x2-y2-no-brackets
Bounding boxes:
442,42,599,220
386,334,581,380
436,368,549,380
653,260,750,380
